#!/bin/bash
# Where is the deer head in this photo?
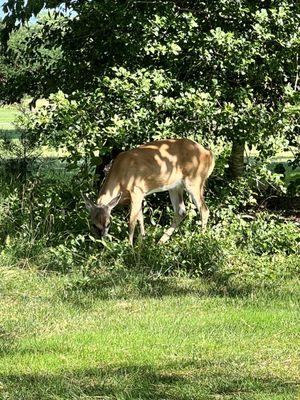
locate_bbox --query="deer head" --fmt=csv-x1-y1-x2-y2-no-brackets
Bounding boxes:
82,193,121,238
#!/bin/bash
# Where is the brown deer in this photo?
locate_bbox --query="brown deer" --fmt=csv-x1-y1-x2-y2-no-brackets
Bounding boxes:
83,138,215,244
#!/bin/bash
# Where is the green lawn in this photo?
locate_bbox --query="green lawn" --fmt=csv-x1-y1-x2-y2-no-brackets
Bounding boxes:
0,267,299,400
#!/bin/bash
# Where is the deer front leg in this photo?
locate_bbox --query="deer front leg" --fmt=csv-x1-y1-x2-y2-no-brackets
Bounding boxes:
128,193,144,245
184,179,209,232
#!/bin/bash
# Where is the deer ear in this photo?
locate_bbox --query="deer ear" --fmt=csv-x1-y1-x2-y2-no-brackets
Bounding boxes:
107,193,122,210
82,193,96,211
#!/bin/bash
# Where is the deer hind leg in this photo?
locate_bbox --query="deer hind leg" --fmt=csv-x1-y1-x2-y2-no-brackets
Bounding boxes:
129,192,144,245
159,186,186,244
184,179,209,232
137,208,145,237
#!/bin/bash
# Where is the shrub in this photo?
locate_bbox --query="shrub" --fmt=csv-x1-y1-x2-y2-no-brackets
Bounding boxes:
215,212,299,256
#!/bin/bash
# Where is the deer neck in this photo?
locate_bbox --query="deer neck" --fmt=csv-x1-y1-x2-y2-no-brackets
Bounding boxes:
96,182,121,206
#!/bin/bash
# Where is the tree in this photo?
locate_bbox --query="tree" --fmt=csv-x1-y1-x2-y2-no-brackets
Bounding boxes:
0,13,65,104
1,0,299,178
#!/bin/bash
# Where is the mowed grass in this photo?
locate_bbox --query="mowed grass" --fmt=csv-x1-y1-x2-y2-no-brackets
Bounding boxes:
0,267,299,400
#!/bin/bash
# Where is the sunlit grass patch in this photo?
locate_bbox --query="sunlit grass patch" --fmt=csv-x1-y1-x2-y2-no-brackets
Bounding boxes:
0,106,18,127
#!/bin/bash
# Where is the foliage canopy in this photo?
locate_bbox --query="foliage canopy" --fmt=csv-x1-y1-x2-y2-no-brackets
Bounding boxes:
1,0,299,176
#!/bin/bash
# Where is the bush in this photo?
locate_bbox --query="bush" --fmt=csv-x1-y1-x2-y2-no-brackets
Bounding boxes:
31,213,298,298
0,170,86,246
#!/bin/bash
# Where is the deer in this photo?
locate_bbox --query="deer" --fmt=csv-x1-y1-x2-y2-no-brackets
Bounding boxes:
83,138,215,245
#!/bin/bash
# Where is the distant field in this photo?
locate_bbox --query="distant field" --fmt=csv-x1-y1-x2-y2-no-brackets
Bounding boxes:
0,102,65,158
0,99,48,127
0,106,18,130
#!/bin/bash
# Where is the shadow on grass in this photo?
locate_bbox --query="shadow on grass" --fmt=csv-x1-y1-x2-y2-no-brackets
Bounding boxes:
1,361,299,400
60,238,300,305
62,272,212,306
0,128,21,140
0,328,16,356
62,274,260,311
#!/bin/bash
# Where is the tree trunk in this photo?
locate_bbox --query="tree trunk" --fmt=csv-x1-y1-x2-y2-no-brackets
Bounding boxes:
228,140,245,179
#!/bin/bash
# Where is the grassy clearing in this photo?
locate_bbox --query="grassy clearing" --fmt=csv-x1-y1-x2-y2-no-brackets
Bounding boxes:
0,267,299,400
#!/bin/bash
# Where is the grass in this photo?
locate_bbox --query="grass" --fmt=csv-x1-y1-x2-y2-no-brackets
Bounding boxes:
0,267,299,400
0,106,18,132
0,102,66,158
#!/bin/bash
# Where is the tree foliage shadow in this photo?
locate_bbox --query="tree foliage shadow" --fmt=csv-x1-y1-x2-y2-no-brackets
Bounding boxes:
1,360,298,400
